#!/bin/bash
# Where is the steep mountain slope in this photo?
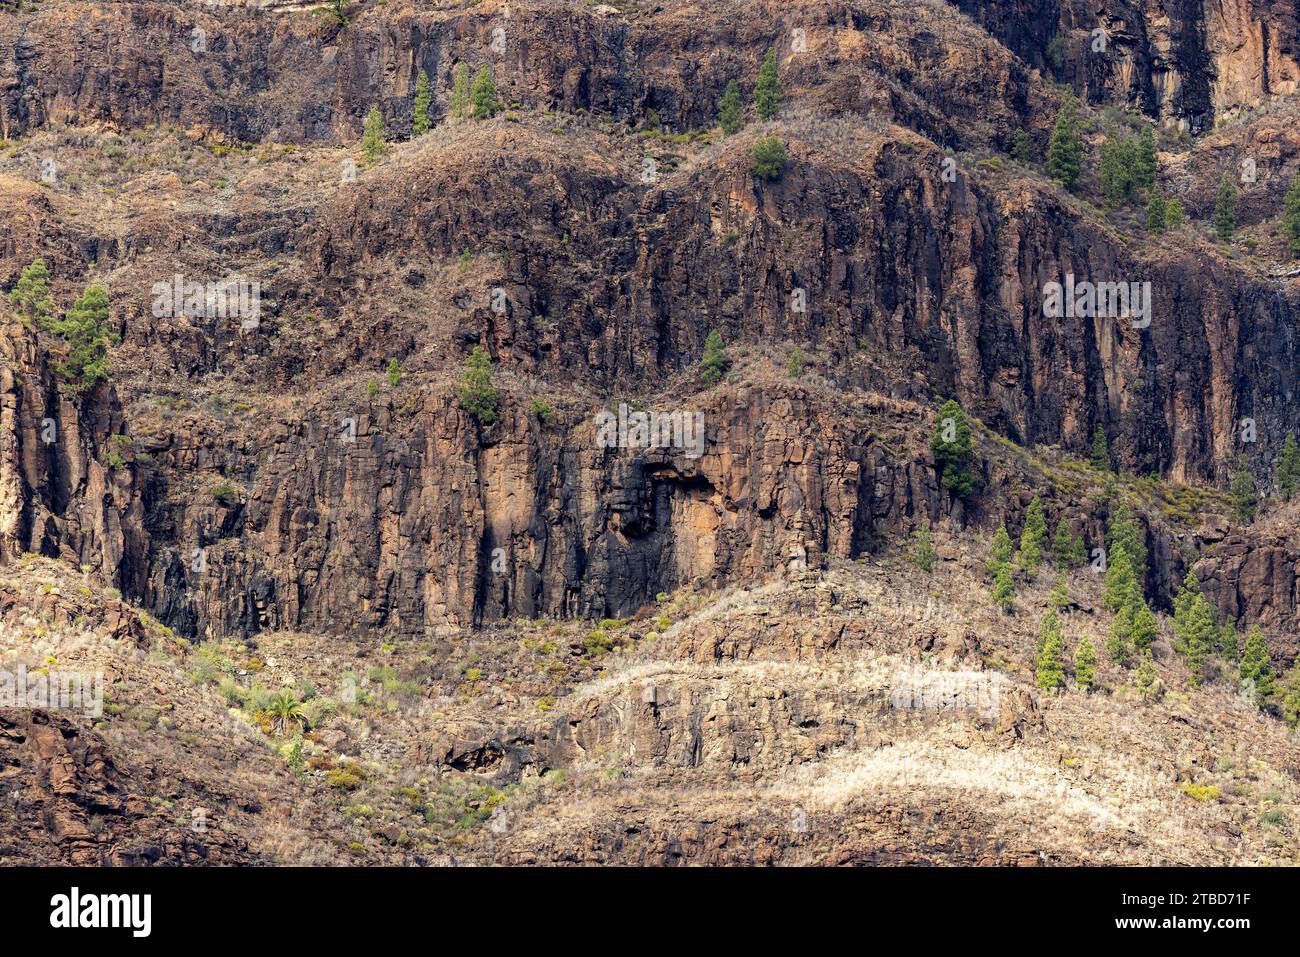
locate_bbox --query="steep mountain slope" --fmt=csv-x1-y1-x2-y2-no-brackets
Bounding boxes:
3,93,1299,633
0,0,1298,865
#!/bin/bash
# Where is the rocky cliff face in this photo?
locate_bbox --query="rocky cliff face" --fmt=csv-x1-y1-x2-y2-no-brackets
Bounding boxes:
1197,504,1300,661
0,708,254,865
2,0,1299,869
140,385,957,635
0,318,148,589
1,1,1297,642
957,0,1300,131
5,1,1296,143
0,0,1043,146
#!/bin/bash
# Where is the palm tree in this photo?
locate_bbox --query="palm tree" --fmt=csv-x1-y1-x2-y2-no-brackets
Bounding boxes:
266,691,306,736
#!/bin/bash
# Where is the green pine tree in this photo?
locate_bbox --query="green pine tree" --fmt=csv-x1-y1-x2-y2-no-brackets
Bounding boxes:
1046,91,1082,189
754,50,783,121
699,329,728,384
1173,585,1218,688
1074,634,1097,692
1284,173,1300,257
1089,423,1109,471
49,284,117,391
1068,529,1087,566
1102,541,1138,613
1036,609,1066,689
1052,517,1073,569
412,69,433,136
787,345,805,378
1213,173,1237,242
751,136,788,179
1230,456,1256,523
9,258,54,329
1018,496,1048,576
1049,572,1069,609
911,522,935,573
1045,35,1067,71
459,345,499,426
930,399,976,499
471,65,499,119
717,80,743,135
361,105,387,164
1134,125,1157,189
1108,600,1135,667
449,64,470,120
1131,597,1158,654
1099,133,1138,205
1180,590,1216,686
988,524,1014,576
1052,516,1085,568
1107,501,1148,583
1279,662,1300,728
1101,471,1119,508
1146,187,1167,233
992,562,1014,612
386,357,401,386
1239,625,1275,706
1218,617,1240,660
1136,656,1162,702
1276,432,1300,501
1165,196,1184,229
1011,128,1032,163
1173,568,1200,624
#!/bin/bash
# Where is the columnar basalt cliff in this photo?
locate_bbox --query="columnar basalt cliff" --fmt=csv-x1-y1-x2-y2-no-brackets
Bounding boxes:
0,319,148,587
957,0,1300,130
4,1,1297,142
0,1,1297,640
0,0,1044,145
